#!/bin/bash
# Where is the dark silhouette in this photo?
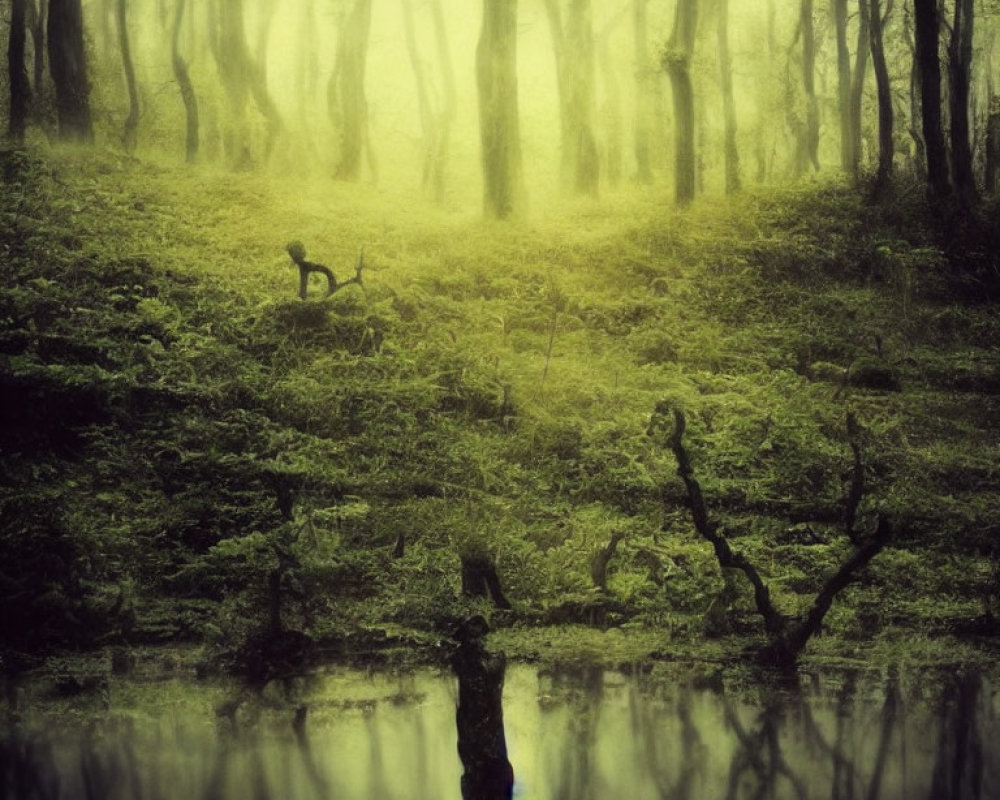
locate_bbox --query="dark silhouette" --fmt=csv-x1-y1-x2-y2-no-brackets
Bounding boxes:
47,0,93,142
286,241,364,301
452,616,514,800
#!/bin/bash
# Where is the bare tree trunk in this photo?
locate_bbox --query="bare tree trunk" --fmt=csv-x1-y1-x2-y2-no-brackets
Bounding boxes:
47,0,93,142
903,3,926,177
718,0,740,193
868,0,894,195
800,0,820,173
116,0,139,154
948,0,976,204
26,0,46,105
914,0,951,199
664,0,698,205
333,0,372,181
633,0,653,183
543,0,600,195
477,0,524,219
171,0,199,163
8,0,31,143
833,0,853,174
597,12,625,187
429,0,456,203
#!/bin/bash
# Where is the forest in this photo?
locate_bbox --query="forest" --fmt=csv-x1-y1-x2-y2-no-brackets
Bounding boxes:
1,0,1000,797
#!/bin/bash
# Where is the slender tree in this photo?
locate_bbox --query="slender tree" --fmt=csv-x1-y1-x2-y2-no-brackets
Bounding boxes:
47,0,93,142
26,0,46,103
116,0,139,154
543,0,600,195
171,0,199,163
633,0,653,183
833,0,852,173
913,0,950,199
663,0,698,205
718,0,740,193
8,0,32,143
868,0,894,195
333,0,373,181
948,0,976,204
477,0,524,218
428,0,457,202
799,0,820,174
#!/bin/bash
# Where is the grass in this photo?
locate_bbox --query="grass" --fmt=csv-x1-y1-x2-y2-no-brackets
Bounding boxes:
2,143,999,672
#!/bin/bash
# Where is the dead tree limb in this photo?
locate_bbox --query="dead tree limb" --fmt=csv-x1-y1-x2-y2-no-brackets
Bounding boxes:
649,403,786,635
649,402,892,668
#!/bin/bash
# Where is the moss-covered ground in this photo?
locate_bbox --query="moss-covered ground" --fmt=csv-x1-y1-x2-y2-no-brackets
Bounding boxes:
2,145,999,676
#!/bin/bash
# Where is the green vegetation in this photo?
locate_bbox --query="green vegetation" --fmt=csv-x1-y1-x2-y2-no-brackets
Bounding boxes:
2,145,999,676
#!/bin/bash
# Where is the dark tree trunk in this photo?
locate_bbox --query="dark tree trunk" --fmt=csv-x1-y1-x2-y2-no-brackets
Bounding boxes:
948,0,976,205
717,0,740,193
171,0,199,162
913,0,950,199
27,0,46,104
849,0,870,180
333,0,372,181
633,0,653,183
543,0,600,195
461,555,512,610
799,0,820,174
664,0,697,205
477,0,523,219
47,0,93,142
904,4,926,177
868,0,894,195
833,0,852,173
116,0,139,154
8,0,32,143
986,101,1000,194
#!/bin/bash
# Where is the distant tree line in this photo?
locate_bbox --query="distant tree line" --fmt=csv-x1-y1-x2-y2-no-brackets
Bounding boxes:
5,0,1000,215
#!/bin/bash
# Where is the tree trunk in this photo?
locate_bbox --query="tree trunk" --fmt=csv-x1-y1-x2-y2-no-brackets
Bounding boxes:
429,0,456,203
8,0,31,143
913,0,950,199
543,0,600,195
868,0,894,195
333,0,373,181
116,0,139,154
597,12,625,187
47,0,93,142
986,100,1000,194
717,0,740,193
904,4,926,177
833,0,853,174
171,0,199,163
633,0,653,183
477,0,524,219
948,0,976,205
799,0,820,174
664,0,697,205
27,0,46,105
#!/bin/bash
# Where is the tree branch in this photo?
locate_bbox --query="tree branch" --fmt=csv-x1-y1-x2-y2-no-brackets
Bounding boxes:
650,404,786,635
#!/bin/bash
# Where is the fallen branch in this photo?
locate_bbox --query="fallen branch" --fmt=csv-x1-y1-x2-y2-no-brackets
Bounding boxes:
649,402,893,668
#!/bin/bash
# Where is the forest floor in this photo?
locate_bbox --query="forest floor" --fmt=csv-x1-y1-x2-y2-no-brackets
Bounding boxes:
2,144,1000,680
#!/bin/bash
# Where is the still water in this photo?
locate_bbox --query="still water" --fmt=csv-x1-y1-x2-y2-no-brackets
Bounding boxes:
3,661,998,800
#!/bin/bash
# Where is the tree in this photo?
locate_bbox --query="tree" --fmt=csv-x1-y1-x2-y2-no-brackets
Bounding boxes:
913,0,950,199
543,0,600,195
333,0,373,181
401,0,457,202
717,0,740,193
116,0,139,154
477,0,524,219
171,0,199,163
948,0,976,204
797,0,820,175
868,0,894,195
833,0,852,172
8,0,32,143
663,0,698,205
633,0,653,184
47,0,93,142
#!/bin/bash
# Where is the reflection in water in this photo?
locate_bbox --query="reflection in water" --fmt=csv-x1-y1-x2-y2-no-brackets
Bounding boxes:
2,662,998,799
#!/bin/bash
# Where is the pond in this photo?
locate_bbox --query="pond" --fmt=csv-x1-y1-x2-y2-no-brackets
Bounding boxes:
2,656,997,800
